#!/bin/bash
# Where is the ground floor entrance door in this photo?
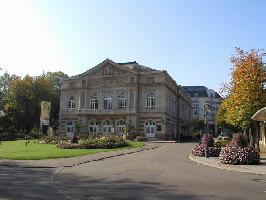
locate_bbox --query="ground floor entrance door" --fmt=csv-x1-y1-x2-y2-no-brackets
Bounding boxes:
145,120,156,138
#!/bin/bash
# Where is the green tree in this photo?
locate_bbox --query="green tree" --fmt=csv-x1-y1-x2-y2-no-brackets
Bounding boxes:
192,117,204,136
4,76,56,133
42,71,68,90
41,71,68,130
218,48,266,146
0,72,18,109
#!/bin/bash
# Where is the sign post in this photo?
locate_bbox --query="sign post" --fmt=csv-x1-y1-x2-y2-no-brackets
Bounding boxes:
40,101,51,134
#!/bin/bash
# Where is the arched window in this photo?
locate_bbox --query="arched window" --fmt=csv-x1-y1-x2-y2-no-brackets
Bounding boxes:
117,94,126,110
146,93,155,110
145,120,156,137
103,120,112,133
104,95,112,110
116,120,126,134
68,96,75,110
66,121,75,133
90,96,98,110
89,120,98,134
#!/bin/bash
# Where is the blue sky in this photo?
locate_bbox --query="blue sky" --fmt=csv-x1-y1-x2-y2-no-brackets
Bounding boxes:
0,0,265,92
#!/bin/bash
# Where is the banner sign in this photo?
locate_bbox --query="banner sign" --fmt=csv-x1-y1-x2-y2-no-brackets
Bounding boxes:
40,101,51,125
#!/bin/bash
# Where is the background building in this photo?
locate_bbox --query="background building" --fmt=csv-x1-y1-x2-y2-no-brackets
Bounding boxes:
59,59,192,140
182,86,222,135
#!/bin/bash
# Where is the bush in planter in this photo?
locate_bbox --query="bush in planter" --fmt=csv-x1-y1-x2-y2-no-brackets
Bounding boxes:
191,133,221,157
219,133,260,165
219,146,260,165
192,143,221,157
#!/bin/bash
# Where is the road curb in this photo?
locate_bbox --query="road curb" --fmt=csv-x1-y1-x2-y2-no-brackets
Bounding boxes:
189,154,266,175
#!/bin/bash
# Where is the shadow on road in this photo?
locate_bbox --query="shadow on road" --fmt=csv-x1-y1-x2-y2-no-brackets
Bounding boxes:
0,166,61,200
54,171,220,200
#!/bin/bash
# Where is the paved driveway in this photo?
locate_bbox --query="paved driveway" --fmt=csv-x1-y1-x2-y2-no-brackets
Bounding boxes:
1,143,266,200
54,143,266,200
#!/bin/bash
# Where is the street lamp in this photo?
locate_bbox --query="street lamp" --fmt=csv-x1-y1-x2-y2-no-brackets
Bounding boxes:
203,103,211,158
203,103,211,132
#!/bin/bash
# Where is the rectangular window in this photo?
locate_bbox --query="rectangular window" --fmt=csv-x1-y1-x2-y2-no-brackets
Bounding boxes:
91,98,98,110
194,109,199,116
89,126,97,133
104,98,112,110
193,104,199,109
118,98,126,110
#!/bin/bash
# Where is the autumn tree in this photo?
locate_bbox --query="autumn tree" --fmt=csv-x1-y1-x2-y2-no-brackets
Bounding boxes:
217,48,266,146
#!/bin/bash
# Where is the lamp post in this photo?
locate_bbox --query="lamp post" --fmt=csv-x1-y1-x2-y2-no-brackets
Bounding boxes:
203,103,210,158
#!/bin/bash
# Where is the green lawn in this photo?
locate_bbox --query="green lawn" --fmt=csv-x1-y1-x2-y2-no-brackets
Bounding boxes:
0,140,144,160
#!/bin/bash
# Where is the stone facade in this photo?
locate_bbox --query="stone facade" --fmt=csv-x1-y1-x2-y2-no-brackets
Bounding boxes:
59,59,192,140
182,86,222,135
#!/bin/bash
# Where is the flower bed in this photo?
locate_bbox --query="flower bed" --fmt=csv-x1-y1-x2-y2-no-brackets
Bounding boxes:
219,146,260,165
192,144,221,157
36,135,68,144
57,136,128,149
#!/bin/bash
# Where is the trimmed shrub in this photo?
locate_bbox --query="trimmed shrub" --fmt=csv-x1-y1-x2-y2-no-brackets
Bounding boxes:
192,143,221,157
219,146,260,165
201,133,214,147
57,136,128,149
0,132,18,141
229,133,248,147
192,133,221,157
135,136,146,142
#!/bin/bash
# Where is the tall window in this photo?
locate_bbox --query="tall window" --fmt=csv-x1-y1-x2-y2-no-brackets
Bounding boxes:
116,120,126,134
68,96,75,110
89,120,98,134
90,96,98,110
103,120,112,133
104,95,112,110
66,121,75,133
117,95,126,110
194,109,199,116
145,120,156,134
146,93,155,110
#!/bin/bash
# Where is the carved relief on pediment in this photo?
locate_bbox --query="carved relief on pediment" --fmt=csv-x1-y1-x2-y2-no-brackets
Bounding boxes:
102,64,130,77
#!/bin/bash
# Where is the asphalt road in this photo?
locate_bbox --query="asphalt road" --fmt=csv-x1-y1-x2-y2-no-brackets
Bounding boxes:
1,143,266,200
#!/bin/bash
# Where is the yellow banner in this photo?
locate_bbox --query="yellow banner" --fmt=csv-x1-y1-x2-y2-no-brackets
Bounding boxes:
40,101,51,121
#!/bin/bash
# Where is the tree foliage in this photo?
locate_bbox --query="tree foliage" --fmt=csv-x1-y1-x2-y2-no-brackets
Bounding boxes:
217,48,266,130
2,71,68,134
0,72,18,109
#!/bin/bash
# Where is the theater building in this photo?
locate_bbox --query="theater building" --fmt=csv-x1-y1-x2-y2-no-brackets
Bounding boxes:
59,59,192,139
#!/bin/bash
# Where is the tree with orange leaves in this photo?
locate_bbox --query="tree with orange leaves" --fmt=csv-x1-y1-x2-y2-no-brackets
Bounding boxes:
217,48,266,147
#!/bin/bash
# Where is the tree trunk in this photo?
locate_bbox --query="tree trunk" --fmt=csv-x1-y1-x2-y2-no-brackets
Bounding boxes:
243,129,249,144
255,121,260,152
249,124,255,148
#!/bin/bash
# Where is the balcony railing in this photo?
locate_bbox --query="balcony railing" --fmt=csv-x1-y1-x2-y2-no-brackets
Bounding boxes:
74,108,137,115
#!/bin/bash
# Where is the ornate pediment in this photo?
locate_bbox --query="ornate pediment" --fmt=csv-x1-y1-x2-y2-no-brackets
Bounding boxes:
80,59,137,78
